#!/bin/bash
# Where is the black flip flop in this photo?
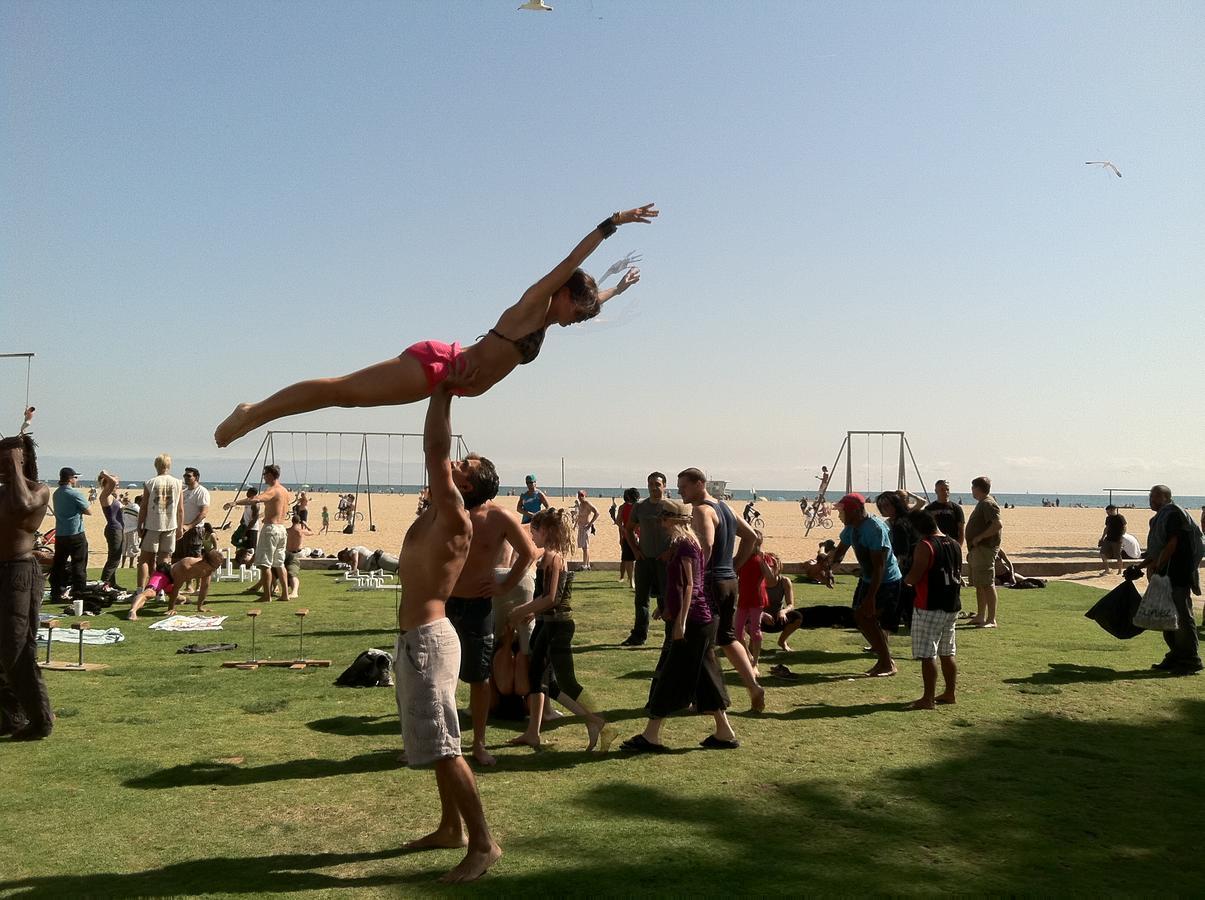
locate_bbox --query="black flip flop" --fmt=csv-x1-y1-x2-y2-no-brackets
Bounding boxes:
620,734,668,754
700,735,740,750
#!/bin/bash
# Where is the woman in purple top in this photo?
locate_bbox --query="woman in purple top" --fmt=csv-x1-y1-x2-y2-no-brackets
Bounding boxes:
97,471,124,589
621,500,737,753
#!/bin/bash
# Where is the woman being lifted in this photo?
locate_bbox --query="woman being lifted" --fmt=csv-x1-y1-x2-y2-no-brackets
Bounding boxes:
214,203,657,447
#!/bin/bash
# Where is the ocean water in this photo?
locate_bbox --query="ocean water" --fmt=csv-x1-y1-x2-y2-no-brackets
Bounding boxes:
77,480,1205,511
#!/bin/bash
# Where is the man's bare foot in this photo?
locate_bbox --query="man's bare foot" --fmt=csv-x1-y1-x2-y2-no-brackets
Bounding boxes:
907,698,936,710
214,403,253,448
777,638,793,651
128,613,138,621
964,617,986,627
196,606,212,613
865,664,897,677
165,607,177,616
750,685,766,713
472,745,497,766
403,827,468,851
506,734,540,749
935,692,956,705
439,842,502,883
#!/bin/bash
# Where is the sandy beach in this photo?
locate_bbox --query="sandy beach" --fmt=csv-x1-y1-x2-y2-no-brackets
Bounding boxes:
55,490,1141,566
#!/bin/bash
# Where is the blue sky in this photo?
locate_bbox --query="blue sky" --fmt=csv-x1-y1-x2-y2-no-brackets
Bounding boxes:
3,1,1203,494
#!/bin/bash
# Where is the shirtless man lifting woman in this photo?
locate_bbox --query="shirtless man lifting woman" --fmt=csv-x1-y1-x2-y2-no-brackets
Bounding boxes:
394,384,500,882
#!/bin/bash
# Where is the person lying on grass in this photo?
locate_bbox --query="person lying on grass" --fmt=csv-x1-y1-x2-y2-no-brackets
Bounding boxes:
128,549,225,620
214,203,657,447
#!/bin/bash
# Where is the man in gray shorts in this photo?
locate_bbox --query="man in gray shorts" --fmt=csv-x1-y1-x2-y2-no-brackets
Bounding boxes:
394,384,500,883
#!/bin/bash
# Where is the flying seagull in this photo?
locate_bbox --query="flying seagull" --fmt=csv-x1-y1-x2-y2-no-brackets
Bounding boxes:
518,0,553,10
1085,161,1122,178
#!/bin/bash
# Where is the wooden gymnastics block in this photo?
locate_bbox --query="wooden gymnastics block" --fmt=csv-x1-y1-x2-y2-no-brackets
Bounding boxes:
294,608,310,617
246,609,262,618
305,659,332,668
40,661,108,672
288,663,306,670
46,619,61,629
72,621,90,631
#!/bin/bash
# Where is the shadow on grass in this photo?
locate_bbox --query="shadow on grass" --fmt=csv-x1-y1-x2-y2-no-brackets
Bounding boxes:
459,698,1205,894
1003,662,1167,685
307,714,396,737
0,848,408,898
758,701,906,721
124,749,399,789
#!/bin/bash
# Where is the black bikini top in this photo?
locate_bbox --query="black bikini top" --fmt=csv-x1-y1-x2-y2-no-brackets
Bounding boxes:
486,326,546,365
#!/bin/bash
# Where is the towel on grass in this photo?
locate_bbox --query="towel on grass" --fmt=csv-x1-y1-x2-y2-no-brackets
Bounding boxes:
148,615,228,632
37,627,125,645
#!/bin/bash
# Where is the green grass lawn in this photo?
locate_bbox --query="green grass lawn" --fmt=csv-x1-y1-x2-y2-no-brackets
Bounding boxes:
2,569,1202,897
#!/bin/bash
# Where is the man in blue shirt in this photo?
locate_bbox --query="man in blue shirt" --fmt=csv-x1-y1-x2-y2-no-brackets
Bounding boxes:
50,467,92,603
829,493,903,677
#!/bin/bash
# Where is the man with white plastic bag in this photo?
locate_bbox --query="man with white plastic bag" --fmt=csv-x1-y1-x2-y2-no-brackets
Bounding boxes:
1142,485,1203,675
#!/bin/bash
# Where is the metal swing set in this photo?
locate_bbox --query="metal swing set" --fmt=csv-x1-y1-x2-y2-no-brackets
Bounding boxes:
216,429,470,534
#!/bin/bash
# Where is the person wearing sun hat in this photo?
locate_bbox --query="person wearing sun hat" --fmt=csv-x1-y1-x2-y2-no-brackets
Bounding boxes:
516,475,549,525
827,492,903,677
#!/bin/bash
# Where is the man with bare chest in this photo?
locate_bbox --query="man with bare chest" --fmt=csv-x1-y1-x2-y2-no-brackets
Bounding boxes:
447,483,538,766
225,465,291,603
394,385,500,883
0,431,55,740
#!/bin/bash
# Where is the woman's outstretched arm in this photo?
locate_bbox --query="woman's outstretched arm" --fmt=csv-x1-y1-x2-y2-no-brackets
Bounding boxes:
596,267,641,307
515,204,658,316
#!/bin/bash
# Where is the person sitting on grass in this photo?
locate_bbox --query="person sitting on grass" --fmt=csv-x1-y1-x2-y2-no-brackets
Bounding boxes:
128,548,225,620
759,570,796,649
902,511,962,710
799,539,836,587
213,204,657,447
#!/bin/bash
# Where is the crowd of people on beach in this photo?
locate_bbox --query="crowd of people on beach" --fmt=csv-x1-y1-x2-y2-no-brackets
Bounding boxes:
4,203,1204,885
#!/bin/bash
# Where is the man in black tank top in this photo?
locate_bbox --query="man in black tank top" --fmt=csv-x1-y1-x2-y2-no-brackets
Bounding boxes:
677,468,766,717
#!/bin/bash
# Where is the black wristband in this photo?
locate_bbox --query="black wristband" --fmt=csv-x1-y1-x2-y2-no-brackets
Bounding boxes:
597,216,617,238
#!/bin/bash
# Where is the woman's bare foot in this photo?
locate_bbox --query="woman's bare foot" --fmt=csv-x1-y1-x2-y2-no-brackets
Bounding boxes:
472,745,497,766
196,606,212,613
506,734,540,749
906,698,936,710
403,827,467,851
215,403,254,448
935,692,956,705
964,617,986,627
777,638,793,651
586,716,617,751
439,842,502,883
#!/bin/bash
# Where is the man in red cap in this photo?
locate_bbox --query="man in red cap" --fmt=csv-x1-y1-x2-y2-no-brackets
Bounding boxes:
828,493,904,677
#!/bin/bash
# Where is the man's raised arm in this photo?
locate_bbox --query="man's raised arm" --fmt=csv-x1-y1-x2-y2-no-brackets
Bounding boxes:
424,386,458,508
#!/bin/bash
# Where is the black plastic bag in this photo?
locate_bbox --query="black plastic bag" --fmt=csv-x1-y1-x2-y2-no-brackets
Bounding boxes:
1084,580,1144,639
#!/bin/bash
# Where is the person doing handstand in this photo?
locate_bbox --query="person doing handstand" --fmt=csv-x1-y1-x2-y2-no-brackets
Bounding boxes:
214,204,657,447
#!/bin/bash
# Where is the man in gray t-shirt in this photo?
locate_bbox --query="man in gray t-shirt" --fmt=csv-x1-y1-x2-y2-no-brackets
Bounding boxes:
620,472,671,646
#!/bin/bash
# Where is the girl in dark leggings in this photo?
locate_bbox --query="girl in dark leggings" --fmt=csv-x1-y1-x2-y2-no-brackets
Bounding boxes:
97,471,124,589
506,509,616,752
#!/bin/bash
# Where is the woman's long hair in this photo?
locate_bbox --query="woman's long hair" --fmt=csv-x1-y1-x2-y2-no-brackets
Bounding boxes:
664,517,697,546
875,490,909,519
531,508,573,556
